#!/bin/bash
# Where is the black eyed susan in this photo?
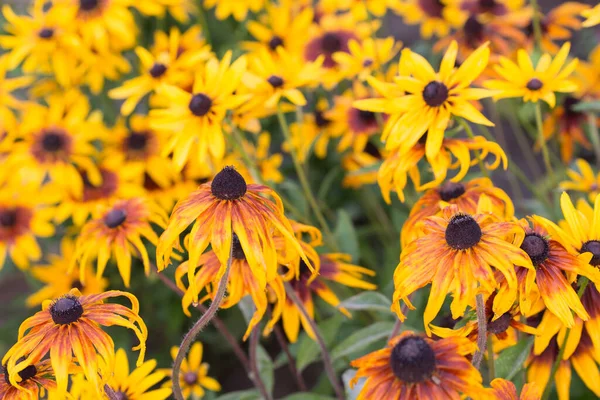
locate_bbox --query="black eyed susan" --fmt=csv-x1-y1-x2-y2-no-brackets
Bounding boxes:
0,359,56,400
355,41,494,160
393,203,532,334
72,197,167,287
542,97,590,164
350,331,483,399
378,135,507,203
560,159,600,202
26,238,108,307
582,4,600,27
401,178,514,248
2,289,147,397
0,58,33,129
204,0,264,21
157,166,314,306
391,0,466,39
133,0,195,23
175,233,286,340
163,342,221,399
481,378,541,400
484,42,578,107
333,37,402,81
150,52,248,171
524,3,589,53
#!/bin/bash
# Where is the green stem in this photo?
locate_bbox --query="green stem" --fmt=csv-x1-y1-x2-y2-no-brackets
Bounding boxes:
197,4,212,46
458,118,490,179
588,114,600,169
535,102,554,179
472,294,487,369
486,335,496,382
529,0,543,51
541,277,589,400
277,105,339,251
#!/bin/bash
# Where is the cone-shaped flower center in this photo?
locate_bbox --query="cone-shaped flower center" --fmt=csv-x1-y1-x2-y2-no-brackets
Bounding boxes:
79,0,99,11
521,233,549,266
464,16,484,44
38,28,54,39
438,182,466,201
581,240,600,266
488,312,511,334
42,131,67,152
445,214,482,250
189,94,213,117
422,81,449,107
50,295,84,325
267,75,284,88
390,336,436,383
184,372,198,385
211,167,247,200
104,209,127,228
269,36,283,50
358,110,377,124
126,131,148,151
149,63,167,78
231,234,246,260
3,358,37,386
526,78,543,91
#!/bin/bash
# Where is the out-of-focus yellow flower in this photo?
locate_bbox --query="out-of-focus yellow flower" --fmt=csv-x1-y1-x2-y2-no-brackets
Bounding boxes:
582,3,600,27
333,37,402,81
204,0,264,21
560,159,600,202
133,0,196,22
391,0,465,39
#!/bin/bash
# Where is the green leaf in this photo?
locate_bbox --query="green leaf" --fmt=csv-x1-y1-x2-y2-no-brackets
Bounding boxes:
338,291,392,313
331,321,394,361
214,390,260,400
495,336,534,380
283,394,336,400
256,345,274,395
296,314,344,372
572,100,600,113
334,210,360,261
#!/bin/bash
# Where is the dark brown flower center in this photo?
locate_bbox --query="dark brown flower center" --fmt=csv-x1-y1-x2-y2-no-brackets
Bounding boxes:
114,391,129,400
50,295,84,325
464,16,484,46
422,81,449,107
358,110,377,124
79,0,99,11
42,131,67,152
149,63,167,78
42,1,53,12
321,33,342,53
563,96,582,118
82,168,119,202
126,131,149,151
445,214,482,250
390,336,436,383
315,111,331,128
581,240,600,266
0,210,17,228
438,182,466,201
211,166,247,200
71,279,84,291
521,233,549,266
419,0,444,17
189,94,212,117
488,312,511,334
3,358,37,386
267,75,284,88
231,234,246,260
526,78,543,91
104,209,127,228
38,28,54,39
184,371,198,385
268,36,283,50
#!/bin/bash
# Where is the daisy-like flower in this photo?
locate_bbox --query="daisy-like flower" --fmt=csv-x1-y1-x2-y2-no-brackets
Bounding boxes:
0,3,80,87
560,159,600,201
582,3,600,27
150,52,247,171
163,342,221,399
75,47,131,95
350,331,483,399
542,96,590,164
204,0,264,21
0,359,56,400
355,41,494,160
444,0,526,19
26,238,108,307
484,42,578,108
481,378,541,400
157,166,314,305
393,203,532,334
2,289,147,396
401,178,514,248
72,197,167,287
333,37,402,81
243,47,323,109
378,135,507,203
236,132,284,184
391,0,465,38
524,3,589,53
176,232,286,340
0,57,33,129
133,0,196,23
0,186,55,270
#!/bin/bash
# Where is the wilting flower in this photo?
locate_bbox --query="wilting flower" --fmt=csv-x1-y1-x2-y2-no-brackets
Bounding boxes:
351,331,483,399
393,203,532,334
2,289,147,396
481,378,541,400
355,41,493,160
0,359,56,400
163,342,221,399
72,197,168,287
157,166,314,305
484,42,578,107
560,159,600,201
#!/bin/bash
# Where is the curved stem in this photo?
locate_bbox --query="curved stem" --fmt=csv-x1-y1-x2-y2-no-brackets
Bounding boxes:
273,324,308,391
277,105,339,252
249,325,274,400
472,294,487,369
535,102,554,179
284,282,344,400
458,118,490,179
388,301,410,340
171,247,234,400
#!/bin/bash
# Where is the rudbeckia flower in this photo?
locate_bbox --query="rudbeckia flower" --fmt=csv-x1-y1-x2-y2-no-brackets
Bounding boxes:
342,144,383,189
350,331,483,399
150,52,248,170
333,37,402,81
204,0,264,21
2,289,147,397
482,378,541,400
0,359,56,400
582,3,600,27
484,42,578,108
355,41,494,160
26,238,108,307
444,0,526,19
393,203,532,334
560,159,600,202
286,99,335,162
0,57,33,128
72,197,168,287
133,0,196,23
524,3,589,53
542,97,590,164
163,342,221,399
157,166,314,305
401,178,514,248
391,0,465,38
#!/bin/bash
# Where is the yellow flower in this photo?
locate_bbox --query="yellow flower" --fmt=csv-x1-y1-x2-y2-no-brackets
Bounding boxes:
341,145,382,189
560,159,600,202
542,97,590,164
285,98,335,162
73,47,131,95
132,0,196,22
481,378,541,400
524,3,589,53
484,42,578,107
26,238,108,307
582,3,600,27
391,0,465,39
149,52,248,171
355,41,493,160
0,57,33,129
0,359,57,400
203,0,264,21
333,37,402,81
163,342,221,399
